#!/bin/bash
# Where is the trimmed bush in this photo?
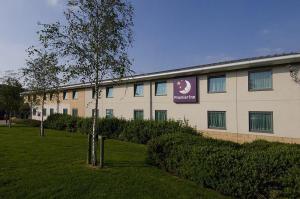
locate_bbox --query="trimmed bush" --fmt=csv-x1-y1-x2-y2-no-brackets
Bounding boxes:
147,133,300,198
44,114,197,143
12,118,41,127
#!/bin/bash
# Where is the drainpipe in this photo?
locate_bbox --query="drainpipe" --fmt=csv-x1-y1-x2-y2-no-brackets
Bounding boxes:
235,71,239,142
150,81,153,120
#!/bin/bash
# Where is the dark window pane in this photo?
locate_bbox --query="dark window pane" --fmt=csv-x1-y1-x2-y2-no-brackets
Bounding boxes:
249,112,273,132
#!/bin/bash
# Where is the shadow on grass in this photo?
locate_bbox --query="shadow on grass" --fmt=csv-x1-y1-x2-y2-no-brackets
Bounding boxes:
105,160,149,168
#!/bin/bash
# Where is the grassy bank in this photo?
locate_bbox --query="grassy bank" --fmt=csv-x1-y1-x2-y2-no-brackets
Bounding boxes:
0,126,227,199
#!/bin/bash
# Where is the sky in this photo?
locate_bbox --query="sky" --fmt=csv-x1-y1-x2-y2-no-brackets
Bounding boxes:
0,0,300,75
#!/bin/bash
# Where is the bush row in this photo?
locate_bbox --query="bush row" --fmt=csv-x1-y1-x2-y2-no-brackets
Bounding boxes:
44,114,197,144
12,118,41,127
147,133,300,198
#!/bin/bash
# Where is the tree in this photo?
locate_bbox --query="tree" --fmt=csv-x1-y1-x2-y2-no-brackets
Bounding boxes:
0,75,24,127
23,47,63,136
39,0,134,166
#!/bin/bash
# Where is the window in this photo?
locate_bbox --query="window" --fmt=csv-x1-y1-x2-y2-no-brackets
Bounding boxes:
106,109,113,118
208,111,226,129
134,110,144,120
155,81,167,96
72,90,78,99
43,93,47,100
208,75,226,93
249,112,273,133
155,110,167,121
50,108,54,115
42,108,47,116
72,108,78,117
106,87,113,98
92,109,99,117
63,91,68,100
134,83,144,97
33,109,37,116
92,88,96,99
63,108,68,115
49,93,53,101
249,70,272,91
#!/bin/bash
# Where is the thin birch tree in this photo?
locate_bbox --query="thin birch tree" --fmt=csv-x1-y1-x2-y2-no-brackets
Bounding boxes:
39,0,134,166
23,47,63,136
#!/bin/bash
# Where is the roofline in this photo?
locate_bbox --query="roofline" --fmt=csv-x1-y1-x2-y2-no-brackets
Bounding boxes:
22,53,300,93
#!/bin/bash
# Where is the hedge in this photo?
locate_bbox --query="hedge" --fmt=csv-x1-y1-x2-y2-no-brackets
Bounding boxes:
147,133,300,198
12,118,41,127
44,114,197,144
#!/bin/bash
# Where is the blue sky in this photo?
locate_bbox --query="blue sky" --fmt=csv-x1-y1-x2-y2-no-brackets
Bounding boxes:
1,0,300,75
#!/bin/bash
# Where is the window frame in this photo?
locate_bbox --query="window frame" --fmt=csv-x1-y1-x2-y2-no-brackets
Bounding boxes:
207,111,226,130
248,69,273,91
155,81,167,96
42,108,47,116
207,74,226,93
33,108,37,116
63,108,68,115
106,87,113,98
50,108,54,115
72,90,78,100
106,109,114,118
249,111,273,133
63,91,68,100
155,110,167,121
134,109,144,120
72,108,78,117
134,83,144,97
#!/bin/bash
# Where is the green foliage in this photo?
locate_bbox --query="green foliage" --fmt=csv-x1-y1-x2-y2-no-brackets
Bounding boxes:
44,114,198,143
12,118,41,127
147,133,300,198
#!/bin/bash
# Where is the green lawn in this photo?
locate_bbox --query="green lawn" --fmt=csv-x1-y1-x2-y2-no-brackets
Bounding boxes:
0,126,228,199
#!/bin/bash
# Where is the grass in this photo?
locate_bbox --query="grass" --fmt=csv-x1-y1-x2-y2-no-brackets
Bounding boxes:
0,126,228,199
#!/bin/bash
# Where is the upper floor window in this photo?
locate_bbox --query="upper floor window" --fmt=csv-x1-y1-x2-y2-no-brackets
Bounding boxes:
134,83,144,97
249,111,273,133
208,111,226,129
92,88,96,99
106,87,113,98
49,93,53,101
249,70,272,91
72,90,78,99
208,75,226,93
106,109,113,118
63,91,68,100
155,110,167,121
33,108,37,116
155,81,167,96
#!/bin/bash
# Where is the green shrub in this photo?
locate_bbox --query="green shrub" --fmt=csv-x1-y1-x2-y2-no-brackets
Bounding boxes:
147,133,300,198
119,119,197,144
12,118,41,127
45,114,197,143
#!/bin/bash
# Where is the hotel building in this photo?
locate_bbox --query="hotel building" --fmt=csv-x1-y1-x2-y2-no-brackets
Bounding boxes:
25,53,300,143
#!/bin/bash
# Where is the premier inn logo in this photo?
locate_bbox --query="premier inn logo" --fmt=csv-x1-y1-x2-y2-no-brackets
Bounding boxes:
173,76,197,103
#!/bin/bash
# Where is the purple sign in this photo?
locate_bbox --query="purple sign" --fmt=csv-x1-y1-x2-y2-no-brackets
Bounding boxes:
173,76,197,103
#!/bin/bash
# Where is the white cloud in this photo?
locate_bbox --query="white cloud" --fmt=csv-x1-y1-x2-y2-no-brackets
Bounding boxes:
260,28,271,35
47,0,60,7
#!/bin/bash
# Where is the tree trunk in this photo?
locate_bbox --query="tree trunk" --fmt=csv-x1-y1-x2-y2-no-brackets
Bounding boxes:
40,97,45,136
8,111,11,128
91,81,99,166
56,92,60,114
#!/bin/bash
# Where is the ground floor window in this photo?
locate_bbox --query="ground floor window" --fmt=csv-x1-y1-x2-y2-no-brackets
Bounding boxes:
33,109,36,116
249,111,273,133
50,108,54,115
155,110,167,121
63,108,68,115
72,109,78,117
208,111,226,129
134,110,144,120
42,108,47,116
106,109,113,118
92,109,99,117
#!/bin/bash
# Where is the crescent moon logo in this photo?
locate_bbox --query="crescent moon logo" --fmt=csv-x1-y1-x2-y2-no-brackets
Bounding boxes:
179,80,191,94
